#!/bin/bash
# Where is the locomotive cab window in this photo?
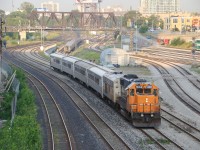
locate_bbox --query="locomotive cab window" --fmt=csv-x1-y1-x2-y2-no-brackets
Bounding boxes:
153,89,158,96
130,89,134,96
144,89,151,94
136,88,143,95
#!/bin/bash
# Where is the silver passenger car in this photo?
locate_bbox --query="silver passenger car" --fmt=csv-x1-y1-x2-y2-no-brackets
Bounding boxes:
74,61,94,85
103,73,123,103
88,67,108,97
50,53,65,71
62,56,80,77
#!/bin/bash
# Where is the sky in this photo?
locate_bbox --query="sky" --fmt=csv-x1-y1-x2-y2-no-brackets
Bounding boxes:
0,0,200,13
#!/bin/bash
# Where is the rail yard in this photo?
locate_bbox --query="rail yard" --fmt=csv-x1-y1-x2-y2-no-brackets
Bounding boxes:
1,0,200,148
0,28,199,150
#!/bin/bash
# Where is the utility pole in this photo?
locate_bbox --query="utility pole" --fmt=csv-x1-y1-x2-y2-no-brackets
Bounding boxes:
135,11,138,53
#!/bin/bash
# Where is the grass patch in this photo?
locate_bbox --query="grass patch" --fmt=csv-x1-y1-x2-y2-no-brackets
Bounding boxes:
45,31,60,40
139,138,154,145
169,37,192,49
115,65,151,76
6,40,40,48
70,46,100,64
190,65,200,74
38,51,50,61
157,139,170,144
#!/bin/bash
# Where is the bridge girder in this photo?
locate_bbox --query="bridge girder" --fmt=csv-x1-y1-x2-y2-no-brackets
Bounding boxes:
29,11,119,30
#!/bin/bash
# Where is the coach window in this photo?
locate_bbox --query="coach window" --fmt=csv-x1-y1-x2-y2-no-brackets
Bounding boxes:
56,59,60,64
80,69,85,75
130,89,134,96
75,67,79,72
105,83,108,93
63,62,67,66
68,64,71,68
95,77,99,85
89,74,94,80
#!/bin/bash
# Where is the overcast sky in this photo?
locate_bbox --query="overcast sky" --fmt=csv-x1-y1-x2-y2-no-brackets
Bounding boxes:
1,0,200,12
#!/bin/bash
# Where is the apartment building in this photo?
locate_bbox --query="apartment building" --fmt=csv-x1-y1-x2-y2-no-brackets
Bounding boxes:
164,16,200,31
41,1,59,12
140,0,180,14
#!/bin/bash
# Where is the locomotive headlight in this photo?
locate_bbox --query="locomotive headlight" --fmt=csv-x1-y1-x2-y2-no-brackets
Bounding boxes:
146,98,148,103
141,114,144,117
151,114,154,117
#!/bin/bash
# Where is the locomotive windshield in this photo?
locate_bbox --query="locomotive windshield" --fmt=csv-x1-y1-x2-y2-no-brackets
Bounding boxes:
135,87,157,95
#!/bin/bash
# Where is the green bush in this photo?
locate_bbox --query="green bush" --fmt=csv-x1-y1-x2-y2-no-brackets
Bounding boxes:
139,25,148,33
11,40,18,45
3,36,11,41
0,68,42,150
170,37,185,46
0,92,15,119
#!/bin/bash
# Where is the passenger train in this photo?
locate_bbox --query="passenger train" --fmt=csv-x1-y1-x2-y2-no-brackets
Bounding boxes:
50,53,161,127
64,38,82,53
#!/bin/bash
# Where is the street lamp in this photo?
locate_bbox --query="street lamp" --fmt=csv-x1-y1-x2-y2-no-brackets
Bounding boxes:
135,11,138,53
120,14,123,48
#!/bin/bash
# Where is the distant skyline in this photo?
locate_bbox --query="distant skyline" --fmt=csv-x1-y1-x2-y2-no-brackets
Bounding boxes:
1,0,200,13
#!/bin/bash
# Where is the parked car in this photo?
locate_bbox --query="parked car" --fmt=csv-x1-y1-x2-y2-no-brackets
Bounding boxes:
113,64,120,68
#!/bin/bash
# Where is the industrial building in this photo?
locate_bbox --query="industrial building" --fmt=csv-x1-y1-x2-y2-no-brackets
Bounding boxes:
100,48,129,66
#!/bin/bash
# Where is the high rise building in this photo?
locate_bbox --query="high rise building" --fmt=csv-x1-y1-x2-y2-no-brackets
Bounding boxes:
41,1,59,12
75,0,98,12
139,0,180,14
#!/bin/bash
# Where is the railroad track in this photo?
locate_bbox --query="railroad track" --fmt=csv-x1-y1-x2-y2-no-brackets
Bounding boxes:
141,128,183,150
5,58,73,150
163,62,200,90
130,56,200,116
5,45,131,150
28,74,73,150
140,47,200,64
161,110,200,142
10,41,200,149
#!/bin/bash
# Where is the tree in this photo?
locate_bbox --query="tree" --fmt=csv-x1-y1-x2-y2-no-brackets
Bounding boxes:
6,11,27,26
20,2,34,14
123,11,145,28
0,9,5,17
139,25,148,33
147,15,162,29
